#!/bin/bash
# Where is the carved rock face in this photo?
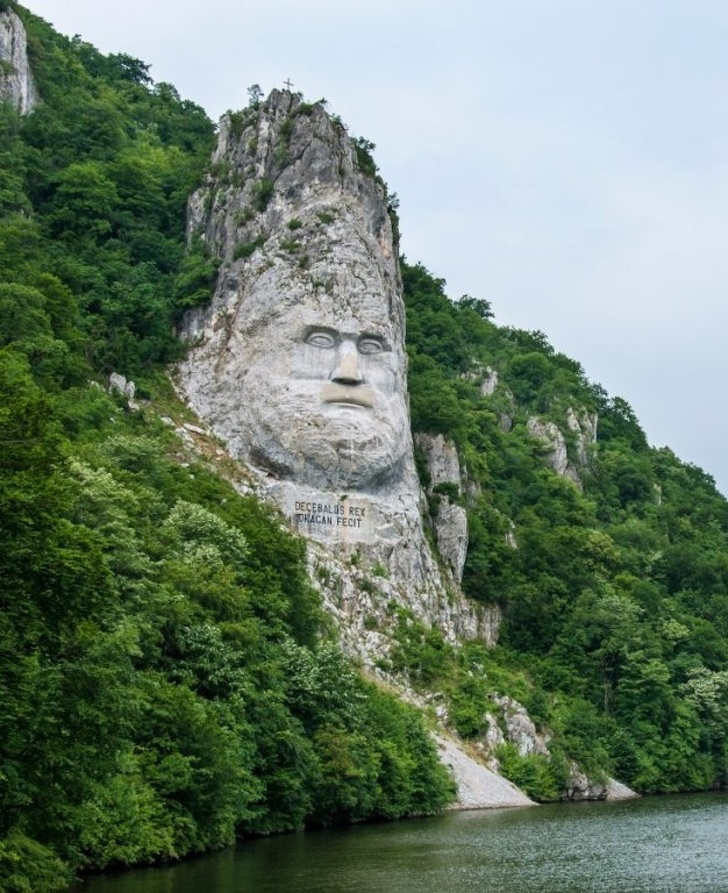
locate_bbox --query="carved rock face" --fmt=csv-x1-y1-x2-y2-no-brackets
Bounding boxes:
175,89,496,654
177,90,410,492
195,241,409,491
239,319,409,491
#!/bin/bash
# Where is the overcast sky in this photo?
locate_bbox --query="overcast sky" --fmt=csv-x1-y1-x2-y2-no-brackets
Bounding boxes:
25,0,728,494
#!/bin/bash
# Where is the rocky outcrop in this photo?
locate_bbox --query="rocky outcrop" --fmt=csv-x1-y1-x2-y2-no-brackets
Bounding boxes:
415,432,468,582
527,407,597,487
482,694,637,802
306,535,501,664
564,765,638,802
417,432,462,487
480,366,499,397
474,365,514,431
527,417,576,482
108,372,136,402
175,90,496,654
433,499,469,582
492,694,550,757
566,407,597,468
0,9,37,115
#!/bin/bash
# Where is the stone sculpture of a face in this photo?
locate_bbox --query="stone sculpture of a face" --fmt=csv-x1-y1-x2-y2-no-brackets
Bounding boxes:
213,243,410,492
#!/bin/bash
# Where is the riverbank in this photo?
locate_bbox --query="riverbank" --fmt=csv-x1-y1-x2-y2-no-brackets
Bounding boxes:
434,733,638,809
69,792,728,893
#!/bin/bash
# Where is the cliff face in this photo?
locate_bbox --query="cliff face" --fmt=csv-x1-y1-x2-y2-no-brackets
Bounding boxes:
416,432,469,582
0,8,37,115
175,90,498,661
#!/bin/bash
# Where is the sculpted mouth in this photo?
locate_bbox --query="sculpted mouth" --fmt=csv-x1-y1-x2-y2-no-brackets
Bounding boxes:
321,382,375,408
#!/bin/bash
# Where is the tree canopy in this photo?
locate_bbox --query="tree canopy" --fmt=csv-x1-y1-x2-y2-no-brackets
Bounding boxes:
4,6,728,891
402,258,728,800
0,10,453,891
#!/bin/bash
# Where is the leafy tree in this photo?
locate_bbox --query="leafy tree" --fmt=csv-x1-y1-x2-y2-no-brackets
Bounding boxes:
5,9,728,889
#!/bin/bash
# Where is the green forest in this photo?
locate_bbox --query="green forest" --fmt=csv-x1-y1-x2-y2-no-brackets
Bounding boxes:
398,261,728,800
2,3,728,891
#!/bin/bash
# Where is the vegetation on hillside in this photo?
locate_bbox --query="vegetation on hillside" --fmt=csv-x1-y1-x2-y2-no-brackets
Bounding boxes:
0,7,453,891
4,2,728,890
400,259,728,801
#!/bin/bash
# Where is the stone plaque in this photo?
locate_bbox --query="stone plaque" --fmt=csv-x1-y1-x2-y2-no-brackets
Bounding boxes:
286,492,374,543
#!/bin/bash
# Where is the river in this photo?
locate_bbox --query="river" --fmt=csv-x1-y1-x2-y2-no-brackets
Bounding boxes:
71,792,728,893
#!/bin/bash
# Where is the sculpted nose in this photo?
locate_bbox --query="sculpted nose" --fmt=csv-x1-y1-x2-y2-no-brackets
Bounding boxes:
331,343,363,385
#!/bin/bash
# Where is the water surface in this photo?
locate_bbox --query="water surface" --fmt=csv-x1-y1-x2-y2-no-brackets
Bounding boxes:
72,792,728,893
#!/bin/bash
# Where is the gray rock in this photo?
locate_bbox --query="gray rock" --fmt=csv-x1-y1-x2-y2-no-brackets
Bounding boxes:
175,90,495,650
434,499,469,582
527,407,597,487
416,432,462,489
484,711,506,756
493,694,550,757
108,373,136,400
563,766,638,802
527,417,572,478
415,433,469,581
564,764,605,800
182,422,208,436
480,366,499,397
0,9,37,115
566,406,597,468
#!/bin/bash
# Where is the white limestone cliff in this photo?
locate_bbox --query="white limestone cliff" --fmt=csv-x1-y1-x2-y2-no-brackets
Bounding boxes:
0,8,37,115
175,90,495,655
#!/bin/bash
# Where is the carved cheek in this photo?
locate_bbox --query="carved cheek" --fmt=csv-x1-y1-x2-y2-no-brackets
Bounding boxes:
364,359,398,396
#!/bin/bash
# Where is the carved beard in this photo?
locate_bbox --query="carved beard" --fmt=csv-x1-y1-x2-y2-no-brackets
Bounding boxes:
240,375,410,491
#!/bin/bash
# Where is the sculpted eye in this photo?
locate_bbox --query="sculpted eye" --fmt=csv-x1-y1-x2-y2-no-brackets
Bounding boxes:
306,330,336,349
358,337,384,355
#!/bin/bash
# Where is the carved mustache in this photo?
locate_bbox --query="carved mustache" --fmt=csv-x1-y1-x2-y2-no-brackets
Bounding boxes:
320,382,375,408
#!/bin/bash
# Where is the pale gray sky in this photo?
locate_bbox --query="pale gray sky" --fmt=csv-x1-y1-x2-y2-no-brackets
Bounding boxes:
25,0,728,494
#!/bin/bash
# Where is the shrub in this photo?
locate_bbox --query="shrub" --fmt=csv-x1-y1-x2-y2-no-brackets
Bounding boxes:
252,178,274,211
233,236,264,260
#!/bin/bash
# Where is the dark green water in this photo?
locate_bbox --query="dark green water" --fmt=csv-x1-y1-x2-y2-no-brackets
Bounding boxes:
71,792,728,893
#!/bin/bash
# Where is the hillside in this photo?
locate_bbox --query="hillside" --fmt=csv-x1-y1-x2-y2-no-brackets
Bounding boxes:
2,4,728,891
402,259,728,796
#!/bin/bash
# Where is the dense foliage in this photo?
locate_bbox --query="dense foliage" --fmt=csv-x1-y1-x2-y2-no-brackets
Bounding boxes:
402,259,728,801
0,7,452,891
5,2,728,888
